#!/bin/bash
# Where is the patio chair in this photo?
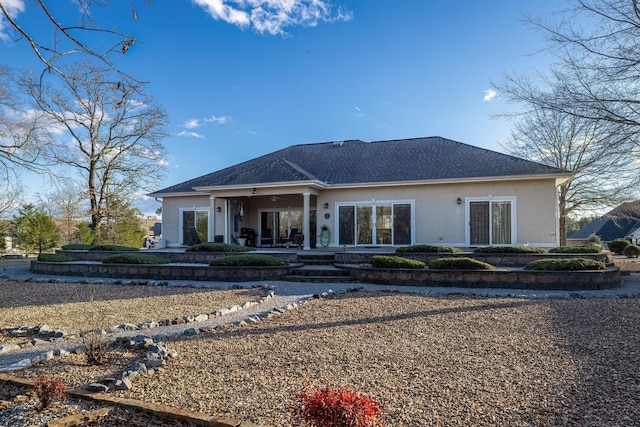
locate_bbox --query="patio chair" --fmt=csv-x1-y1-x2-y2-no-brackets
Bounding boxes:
260,229,273,247
281,228,298,246
187,227,201,246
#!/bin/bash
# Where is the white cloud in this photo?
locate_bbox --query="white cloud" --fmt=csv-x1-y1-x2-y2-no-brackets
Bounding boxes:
183,118,201,129
0,0,25,42
192,0,352,36
483,88,497,102
177,130,205,139
353,105,365,117
205,115,232,124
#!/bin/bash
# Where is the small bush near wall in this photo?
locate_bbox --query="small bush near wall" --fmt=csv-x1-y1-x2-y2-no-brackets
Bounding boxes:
102,254,170,264
525,258,606,271
208,254,288,266
608,238,631,255
371,255,426,269
473,246,546,254
38,253,76,262
90,245,139,252
186,242,254,253
61,244,93,250
428,257,496,270
396,244,462,253
623,245,640,258
549,243,602,254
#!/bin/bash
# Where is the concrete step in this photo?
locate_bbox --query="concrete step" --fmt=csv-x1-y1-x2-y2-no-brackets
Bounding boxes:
292,267,350,277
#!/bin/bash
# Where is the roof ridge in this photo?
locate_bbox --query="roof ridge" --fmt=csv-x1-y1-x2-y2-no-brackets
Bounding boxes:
281,158,318,181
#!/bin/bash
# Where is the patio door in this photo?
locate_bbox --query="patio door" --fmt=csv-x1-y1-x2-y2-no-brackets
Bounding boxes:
468,198,514,246
181,208,209,245
338,201,412,246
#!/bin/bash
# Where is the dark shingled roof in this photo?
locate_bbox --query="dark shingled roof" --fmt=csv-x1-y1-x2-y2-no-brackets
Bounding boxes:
151,136,569,195
567,201,640,242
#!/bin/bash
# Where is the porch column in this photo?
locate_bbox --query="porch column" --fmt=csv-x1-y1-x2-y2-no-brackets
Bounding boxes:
303,192,311,250
209,195,215,242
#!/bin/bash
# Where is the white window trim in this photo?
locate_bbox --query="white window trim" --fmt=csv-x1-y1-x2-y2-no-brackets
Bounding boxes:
334,199,415,247
465,196,517,246
179,206,210,245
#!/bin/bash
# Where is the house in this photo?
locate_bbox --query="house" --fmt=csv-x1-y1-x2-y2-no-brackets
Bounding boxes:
149,136,572,250
567,201,640,245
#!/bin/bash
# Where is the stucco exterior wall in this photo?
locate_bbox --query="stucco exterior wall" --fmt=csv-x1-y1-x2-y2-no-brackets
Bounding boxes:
160,177,560,248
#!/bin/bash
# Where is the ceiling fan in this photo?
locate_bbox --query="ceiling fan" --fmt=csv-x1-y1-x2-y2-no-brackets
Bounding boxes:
271,195,287,202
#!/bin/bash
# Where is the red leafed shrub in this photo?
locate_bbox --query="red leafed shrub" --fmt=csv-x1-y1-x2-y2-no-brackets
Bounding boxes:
292,384,384,427
32,375,67,409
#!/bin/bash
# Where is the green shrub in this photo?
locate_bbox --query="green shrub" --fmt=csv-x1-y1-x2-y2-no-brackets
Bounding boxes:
371,255,426,269
586,233,602,245
525,258,606,271
548,243,602,254
608,238,631,255
89,245,139,252
428,257,496,270
61,244,93,250
187,242,254,253
396,244,462,254
472,246,546,254
623,245,640,258
102,253,170,264
38,253,76,262
208,254,288,266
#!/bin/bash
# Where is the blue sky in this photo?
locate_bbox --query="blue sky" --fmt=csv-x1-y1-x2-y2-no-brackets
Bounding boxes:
1,0,562,215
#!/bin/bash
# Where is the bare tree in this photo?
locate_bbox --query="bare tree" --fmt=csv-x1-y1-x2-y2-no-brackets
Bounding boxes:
22,63,168,240
0,66,50,181
503,106,639,244
0,1,143,79
37,182,87,244
498,0,640,128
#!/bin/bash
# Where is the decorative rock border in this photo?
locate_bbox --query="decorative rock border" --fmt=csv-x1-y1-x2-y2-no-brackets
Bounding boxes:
347,265,622,290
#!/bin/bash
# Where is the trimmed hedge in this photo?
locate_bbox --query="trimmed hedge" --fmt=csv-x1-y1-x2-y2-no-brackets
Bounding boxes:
186,242,254,253
428,257,496,270
90,245,139,252
102,253,170,264
608,238,631,255
396,244,462,254
208,254,288,267
525,258,606,271
38,253,76,262
548,243,602,254
61,244,93,250
371,255,426,269
472,246,546,254
623,245,640,258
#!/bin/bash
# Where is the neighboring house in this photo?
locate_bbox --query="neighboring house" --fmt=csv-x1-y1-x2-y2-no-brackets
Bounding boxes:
149,136,571,250
567,201,640,245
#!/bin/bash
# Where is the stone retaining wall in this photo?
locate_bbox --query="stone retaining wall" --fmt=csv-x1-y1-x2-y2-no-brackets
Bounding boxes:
31,261,300,282
56,250,297,264
335,251,613,267
348,266,621,291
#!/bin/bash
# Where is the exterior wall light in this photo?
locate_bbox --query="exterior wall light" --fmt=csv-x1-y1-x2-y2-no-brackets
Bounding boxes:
324,202,329,209
216,207,222,212
252,188,257,195
456,198,462,205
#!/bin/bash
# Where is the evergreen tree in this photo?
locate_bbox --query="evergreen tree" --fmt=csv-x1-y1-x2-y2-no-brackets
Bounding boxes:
13,204,60,255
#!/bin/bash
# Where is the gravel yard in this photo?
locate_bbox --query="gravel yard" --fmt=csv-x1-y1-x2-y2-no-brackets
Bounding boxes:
1,256,640,426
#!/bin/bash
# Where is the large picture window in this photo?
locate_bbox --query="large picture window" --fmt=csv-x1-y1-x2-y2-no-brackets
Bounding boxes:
337,201,413,246
468,198,515,246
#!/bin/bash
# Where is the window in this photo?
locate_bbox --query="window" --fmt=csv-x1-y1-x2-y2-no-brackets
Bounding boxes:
180,208,209,244
468,198,515,246
337,201,413,246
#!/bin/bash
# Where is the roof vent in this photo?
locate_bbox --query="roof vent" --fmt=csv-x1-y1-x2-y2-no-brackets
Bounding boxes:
331,141,344,147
